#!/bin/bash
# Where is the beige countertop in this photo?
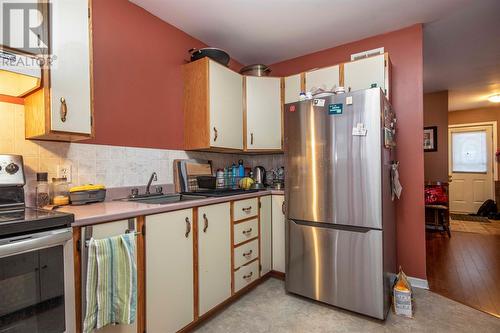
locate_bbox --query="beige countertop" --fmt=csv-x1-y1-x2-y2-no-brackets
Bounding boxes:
60,190,284,227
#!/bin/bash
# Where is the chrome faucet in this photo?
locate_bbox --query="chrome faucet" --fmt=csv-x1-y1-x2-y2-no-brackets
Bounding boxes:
145,172,158,195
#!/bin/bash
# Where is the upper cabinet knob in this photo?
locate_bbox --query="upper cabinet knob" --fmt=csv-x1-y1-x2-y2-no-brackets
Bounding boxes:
5,163,19,175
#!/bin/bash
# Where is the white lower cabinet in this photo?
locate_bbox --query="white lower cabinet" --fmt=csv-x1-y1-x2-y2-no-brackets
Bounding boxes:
146,209,194,333
83,220,137,333
259,196,272,275
272,195,286,273
198,203,232,316
234,260,260,293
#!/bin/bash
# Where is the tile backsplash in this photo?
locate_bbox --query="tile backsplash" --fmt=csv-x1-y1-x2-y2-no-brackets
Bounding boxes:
0,102,283,195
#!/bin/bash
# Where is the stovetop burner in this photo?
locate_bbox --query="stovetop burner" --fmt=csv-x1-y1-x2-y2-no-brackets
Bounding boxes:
0,207,74,238
0,154,74,239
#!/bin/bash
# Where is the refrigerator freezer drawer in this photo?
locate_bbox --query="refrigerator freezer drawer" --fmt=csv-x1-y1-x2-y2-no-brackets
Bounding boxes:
286,220,386,319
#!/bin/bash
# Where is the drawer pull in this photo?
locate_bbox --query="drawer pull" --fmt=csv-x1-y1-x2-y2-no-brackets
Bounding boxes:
185,217,191,238
242,228,253,235
243,272,253,279
60,97,68,122
242,206,252,212
242,250,253,257
203,214,208,233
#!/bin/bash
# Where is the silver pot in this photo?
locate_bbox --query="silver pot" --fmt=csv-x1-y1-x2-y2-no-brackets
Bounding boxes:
239,64,272,77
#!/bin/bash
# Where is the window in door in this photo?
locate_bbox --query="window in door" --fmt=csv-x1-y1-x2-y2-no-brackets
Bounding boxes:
451,131,487,173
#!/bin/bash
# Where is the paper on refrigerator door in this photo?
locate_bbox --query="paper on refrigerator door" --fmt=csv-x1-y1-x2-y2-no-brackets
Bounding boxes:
391,162,402,200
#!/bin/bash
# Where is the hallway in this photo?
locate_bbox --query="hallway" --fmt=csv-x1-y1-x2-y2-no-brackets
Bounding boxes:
426,229,500,318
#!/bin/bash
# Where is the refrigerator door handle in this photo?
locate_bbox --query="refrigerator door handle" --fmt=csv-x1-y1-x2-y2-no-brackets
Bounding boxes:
290,219,375,233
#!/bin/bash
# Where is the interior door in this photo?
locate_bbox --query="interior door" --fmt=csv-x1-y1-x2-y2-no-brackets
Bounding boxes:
245,76,282,150
449,125,495,213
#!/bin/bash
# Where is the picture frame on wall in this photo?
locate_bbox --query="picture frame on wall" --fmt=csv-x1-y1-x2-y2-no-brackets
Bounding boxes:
423,126,438,152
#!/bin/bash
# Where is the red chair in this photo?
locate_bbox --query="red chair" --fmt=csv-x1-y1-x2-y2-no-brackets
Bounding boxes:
425,182,451,237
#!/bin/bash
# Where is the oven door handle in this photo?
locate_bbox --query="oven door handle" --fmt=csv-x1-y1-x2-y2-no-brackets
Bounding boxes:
0,228,72,258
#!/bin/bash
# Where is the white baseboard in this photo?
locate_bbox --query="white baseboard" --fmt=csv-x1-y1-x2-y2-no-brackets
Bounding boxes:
408,276,429,290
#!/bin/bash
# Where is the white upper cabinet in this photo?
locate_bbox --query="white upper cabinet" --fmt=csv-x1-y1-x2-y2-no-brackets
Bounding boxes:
305,65,340,93
209,60,243,150
146,210,194,333
50,0,92,134
284,74,301,104
198,202,232,316
343,54,389,98
245,76,282,150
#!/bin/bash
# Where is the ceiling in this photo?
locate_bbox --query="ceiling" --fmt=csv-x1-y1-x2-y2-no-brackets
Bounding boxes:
130,0,471,65
424,0,500,111
130,0,499,111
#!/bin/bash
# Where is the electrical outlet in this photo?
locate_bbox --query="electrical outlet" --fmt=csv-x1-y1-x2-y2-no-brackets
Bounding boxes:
57,164,72,183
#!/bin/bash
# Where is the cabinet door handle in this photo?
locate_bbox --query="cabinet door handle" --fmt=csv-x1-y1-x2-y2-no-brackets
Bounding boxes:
185,217,191,238
203,213,208,233
250,133,254,145
243,272,253,279
243,250,253,257
282,201,285,215
60,97,68,122
242,206,252,212
242,228,252,235
213,127,218,142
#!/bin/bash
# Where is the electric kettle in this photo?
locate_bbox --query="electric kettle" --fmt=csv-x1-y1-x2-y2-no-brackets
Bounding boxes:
251,166,266,189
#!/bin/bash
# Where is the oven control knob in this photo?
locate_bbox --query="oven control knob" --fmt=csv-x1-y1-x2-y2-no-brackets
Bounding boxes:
5,163,19,175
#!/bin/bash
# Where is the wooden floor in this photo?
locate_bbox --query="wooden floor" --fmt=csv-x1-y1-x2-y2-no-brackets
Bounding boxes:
426,230,500,318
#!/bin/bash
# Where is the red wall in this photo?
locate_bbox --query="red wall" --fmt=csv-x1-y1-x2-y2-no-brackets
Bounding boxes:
87,0,241,149
271,25,426,279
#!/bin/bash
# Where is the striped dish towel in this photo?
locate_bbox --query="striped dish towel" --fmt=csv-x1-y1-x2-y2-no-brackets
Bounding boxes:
83,233,137,333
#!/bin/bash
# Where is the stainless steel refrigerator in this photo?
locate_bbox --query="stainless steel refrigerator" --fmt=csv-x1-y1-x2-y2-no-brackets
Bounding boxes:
284,88,397,320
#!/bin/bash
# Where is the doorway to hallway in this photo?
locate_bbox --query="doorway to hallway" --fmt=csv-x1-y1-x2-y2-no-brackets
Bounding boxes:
448,122,497,214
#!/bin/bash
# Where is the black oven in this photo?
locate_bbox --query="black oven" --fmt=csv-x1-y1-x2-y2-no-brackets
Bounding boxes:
0,228,73,333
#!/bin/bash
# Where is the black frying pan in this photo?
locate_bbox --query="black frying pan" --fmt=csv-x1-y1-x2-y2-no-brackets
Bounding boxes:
188,47,230,66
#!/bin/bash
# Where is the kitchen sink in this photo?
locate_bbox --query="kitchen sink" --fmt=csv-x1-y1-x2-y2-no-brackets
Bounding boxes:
123,194,206,205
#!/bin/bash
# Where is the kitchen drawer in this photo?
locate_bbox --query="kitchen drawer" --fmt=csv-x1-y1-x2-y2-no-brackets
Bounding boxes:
233,218,259,245
233,198,258,221
234,239,259,269
234,260,259,293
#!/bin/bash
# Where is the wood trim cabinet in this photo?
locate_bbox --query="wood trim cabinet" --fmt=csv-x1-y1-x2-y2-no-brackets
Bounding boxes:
24,0,94,141
344,53,391,100
146,210,194,333
197,202,232,316
305,64,340,94
244,76,283,151
184,58,243,151
271,195,285,273
282,53,392,105
259,196,272,275
79,219,139,333
73,195,285,333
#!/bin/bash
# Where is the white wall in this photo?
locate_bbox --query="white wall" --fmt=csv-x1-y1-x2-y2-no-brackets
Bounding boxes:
0,102,283,193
